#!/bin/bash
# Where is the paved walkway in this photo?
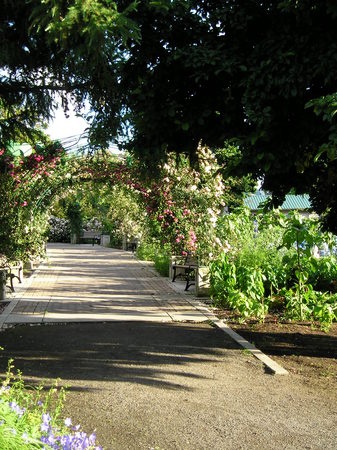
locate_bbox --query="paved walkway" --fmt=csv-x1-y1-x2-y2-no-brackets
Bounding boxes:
0,243,214,327
0,243,289,375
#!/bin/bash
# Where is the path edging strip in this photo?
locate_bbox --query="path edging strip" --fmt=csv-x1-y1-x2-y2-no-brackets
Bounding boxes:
182,295,289,375
212,319,289,375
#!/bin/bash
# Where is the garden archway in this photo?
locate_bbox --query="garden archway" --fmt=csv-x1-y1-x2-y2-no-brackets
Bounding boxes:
0,141,227,268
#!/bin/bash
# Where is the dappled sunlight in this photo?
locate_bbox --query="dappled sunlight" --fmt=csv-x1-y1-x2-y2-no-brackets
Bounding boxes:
0,322,240,390
3,243,209,326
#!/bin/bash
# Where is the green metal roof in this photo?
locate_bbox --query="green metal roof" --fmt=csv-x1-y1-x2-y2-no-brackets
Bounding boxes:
244,192,312,211
7,142,33,156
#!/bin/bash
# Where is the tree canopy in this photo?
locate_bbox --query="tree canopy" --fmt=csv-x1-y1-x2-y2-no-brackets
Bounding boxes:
119,0,337,230
1,1,337,230
0,0,139,147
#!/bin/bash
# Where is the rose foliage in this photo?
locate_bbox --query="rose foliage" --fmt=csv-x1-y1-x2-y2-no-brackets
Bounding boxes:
136,144,228,264
0,142,69,261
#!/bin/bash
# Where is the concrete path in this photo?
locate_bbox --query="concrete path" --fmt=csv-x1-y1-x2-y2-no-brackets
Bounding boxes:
0,243,213,327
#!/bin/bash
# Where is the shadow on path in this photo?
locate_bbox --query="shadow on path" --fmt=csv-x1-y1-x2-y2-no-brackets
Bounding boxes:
0,322,240,390
232,327,337,358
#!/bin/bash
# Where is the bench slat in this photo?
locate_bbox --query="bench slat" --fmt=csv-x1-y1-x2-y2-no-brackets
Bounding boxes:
82,231,98,238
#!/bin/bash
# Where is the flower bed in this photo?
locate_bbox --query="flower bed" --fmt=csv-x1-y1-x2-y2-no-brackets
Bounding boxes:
0,359,103,449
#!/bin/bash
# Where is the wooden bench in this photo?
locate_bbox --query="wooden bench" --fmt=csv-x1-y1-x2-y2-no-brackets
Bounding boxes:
80,231,101,245
171,254,198,291
126,241,138,253
7,261,23,292
0,260,23,293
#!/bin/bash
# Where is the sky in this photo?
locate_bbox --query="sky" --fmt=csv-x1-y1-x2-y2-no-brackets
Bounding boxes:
46,106,120,153
47,108,89,140
46,106,89,151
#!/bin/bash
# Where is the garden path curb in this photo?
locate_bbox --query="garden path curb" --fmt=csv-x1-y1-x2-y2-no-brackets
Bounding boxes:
212,319,289,375
168,280,289,375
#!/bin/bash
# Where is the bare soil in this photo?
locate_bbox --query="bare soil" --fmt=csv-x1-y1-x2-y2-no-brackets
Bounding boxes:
214,308,337,381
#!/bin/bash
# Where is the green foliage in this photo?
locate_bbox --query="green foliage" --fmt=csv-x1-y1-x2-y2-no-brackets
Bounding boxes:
136,241,170,276
216,208,288,294
280,212,335,320
66,201,83,236
282,288,337,331
116,1,337,233
0,0,139,148
105,185,144,243
307,255,337,293
0,359,102,449
214,143,257,210
154,251,170,277
136,241,158,262
2,1,337,232
210,209,337,328
306,93,337,163
210,253,268,321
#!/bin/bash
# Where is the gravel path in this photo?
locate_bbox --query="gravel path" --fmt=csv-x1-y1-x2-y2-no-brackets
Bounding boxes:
0,322,336,450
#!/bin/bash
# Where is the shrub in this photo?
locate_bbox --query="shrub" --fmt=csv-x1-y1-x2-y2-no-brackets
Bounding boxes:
136,241,170,277
135,241,158,261
211,209,337,328
47,216,71,243
306,255,337,292
154,252,170,277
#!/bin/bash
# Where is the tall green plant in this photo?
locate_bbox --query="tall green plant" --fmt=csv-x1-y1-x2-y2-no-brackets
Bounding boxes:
281,212,325,319
210,253,268,321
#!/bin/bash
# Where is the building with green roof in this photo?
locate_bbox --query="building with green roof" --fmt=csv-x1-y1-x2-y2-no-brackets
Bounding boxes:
244,191,312,215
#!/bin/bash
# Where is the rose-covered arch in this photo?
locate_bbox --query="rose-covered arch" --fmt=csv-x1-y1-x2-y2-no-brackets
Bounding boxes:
77,144,228,264
0,141,227,266
0,142,69,261
0,142,145,261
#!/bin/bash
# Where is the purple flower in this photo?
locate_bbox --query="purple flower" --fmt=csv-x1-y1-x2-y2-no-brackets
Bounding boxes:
64,417,72,427
41,413,52,433
9,401,25,416
39,411,103,449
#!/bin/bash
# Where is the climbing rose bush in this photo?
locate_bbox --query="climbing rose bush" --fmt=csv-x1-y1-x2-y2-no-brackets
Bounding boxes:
140,143,226,264
0,142,69,260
